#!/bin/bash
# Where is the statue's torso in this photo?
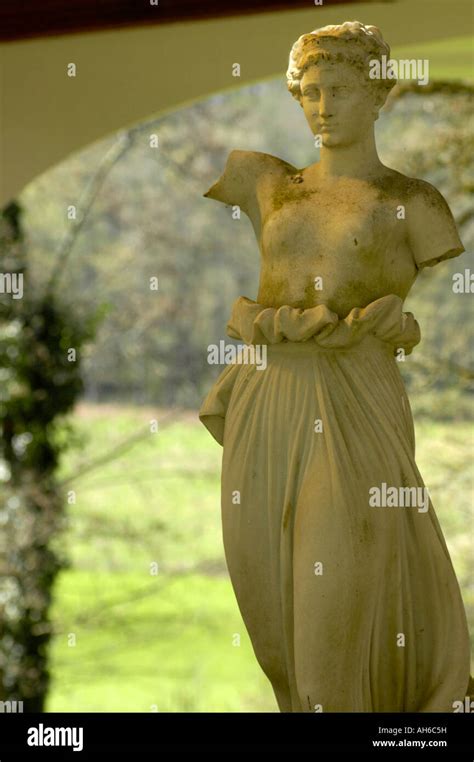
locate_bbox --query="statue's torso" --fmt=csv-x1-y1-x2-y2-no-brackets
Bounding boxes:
252,159,418,316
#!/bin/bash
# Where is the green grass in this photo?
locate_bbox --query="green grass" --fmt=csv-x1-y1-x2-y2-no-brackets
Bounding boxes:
48,403,274,711
47,402,473,711
49,572,271,712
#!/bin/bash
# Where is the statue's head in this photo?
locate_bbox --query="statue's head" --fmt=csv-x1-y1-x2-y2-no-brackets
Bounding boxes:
286,21,396,147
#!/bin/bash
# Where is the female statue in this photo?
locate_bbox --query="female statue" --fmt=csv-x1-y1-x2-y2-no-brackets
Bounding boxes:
200,21,470,712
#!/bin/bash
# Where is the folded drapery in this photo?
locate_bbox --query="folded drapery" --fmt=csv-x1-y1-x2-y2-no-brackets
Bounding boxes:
199,294,470,711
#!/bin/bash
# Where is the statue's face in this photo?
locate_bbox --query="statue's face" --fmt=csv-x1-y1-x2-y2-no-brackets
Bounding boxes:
299,61,381,147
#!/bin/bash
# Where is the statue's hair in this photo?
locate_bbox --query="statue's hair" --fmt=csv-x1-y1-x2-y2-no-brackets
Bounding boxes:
286,21,396,103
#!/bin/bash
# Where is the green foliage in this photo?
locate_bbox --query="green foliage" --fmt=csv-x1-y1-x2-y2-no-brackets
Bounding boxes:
0,297,97,474
0,203,99,709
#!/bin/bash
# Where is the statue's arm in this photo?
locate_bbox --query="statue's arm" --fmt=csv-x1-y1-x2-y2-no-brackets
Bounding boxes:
407,181,465,270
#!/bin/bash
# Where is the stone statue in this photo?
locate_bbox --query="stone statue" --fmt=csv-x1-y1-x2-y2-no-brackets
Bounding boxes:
199,21,471,712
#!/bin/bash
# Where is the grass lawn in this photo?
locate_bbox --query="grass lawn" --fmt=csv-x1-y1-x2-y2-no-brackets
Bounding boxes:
47,402,473,711
48,403,274,712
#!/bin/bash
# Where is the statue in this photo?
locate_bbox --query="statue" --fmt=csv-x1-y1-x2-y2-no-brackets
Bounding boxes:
199,21,471,712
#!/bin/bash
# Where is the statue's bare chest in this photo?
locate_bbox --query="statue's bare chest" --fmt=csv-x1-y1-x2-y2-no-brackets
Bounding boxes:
260,177,404,266
253,173,417,312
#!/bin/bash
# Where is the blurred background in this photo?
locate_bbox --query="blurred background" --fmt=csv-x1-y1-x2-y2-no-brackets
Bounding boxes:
0,1,473,712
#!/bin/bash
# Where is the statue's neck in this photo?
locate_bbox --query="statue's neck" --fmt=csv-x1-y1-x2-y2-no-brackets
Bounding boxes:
318,131,383,179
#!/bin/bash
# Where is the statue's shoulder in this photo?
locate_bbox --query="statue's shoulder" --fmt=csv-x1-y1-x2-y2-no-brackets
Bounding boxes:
222,150,295,184
383,168,451,210
203,150,294,207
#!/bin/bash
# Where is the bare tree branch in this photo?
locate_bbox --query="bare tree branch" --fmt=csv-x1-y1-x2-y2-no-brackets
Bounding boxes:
58,408,186,486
